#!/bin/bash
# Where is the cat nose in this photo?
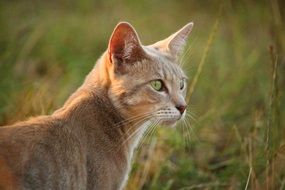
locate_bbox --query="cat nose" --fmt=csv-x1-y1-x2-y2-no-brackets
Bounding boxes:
176,105,186,115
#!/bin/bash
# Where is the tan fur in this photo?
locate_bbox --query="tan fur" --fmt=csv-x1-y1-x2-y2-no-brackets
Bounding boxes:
0,22,193,190
0,156,19,190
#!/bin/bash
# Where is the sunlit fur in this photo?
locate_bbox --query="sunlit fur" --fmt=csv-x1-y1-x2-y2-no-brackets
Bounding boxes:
0,22,193,190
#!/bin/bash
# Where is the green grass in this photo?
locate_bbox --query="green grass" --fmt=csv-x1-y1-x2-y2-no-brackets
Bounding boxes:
0,0,284,189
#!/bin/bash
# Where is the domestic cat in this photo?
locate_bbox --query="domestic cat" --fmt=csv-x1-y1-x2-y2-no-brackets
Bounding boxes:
0,21,193,190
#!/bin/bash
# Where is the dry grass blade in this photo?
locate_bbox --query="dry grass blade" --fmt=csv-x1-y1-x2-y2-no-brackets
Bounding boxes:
266,46,279,190
245,167,252,190
186,4,223,104
138,137,157,189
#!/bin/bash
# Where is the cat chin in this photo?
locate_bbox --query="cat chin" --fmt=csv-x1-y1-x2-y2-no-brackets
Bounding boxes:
160,120,178,128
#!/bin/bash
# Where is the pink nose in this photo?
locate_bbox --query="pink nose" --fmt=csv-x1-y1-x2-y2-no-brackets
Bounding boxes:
176,105,186,115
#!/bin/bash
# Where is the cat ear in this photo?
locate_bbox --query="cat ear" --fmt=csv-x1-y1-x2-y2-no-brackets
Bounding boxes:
153,22,193,58
108,22,145,71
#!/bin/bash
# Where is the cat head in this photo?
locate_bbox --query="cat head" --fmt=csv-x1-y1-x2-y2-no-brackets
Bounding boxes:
106,22,193,126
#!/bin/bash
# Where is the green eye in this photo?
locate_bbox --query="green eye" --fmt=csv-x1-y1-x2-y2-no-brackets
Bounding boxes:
151,80,163,91
180,80,185,90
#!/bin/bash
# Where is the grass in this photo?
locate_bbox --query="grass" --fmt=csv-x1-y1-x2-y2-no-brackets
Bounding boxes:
186,3,222,104
0,0,284,189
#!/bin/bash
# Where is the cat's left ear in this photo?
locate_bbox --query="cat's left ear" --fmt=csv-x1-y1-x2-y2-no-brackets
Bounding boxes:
152,22,193,58
108,22,146,73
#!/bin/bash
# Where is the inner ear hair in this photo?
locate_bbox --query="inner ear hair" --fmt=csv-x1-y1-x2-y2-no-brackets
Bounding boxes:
108,22,146,67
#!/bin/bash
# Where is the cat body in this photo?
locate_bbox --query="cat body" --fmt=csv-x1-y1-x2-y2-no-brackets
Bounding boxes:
0,22,193,190
0,89,129,190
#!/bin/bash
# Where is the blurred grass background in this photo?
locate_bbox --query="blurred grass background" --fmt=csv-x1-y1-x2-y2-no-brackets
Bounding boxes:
0,0,285,189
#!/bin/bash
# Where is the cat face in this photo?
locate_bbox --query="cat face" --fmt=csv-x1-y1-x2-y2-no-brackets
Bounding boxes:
107,22,193,126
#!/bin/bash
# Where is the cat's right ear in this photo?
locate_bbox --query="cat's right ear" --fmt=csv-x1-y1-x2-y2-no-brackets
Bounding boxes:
108,22,145,73
151,22,193,59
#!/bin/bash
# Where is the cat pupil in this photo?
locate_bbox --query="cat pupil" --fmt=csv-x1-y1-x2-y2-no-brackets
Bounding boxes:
180,80,185,90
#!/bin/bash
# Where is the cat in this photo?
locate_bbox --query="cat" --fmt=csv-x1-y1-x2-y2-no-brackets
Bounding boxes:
0,21,193,190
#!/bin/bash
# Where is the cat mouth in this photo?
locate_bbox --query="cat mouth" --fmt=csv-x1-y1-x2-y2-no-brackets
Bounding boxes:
161,120,177,127
158,115,182,127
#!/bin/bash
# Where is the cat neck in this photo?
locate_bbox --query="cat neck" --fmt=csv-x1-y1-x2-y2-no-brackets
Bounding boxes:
53,56,149,160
